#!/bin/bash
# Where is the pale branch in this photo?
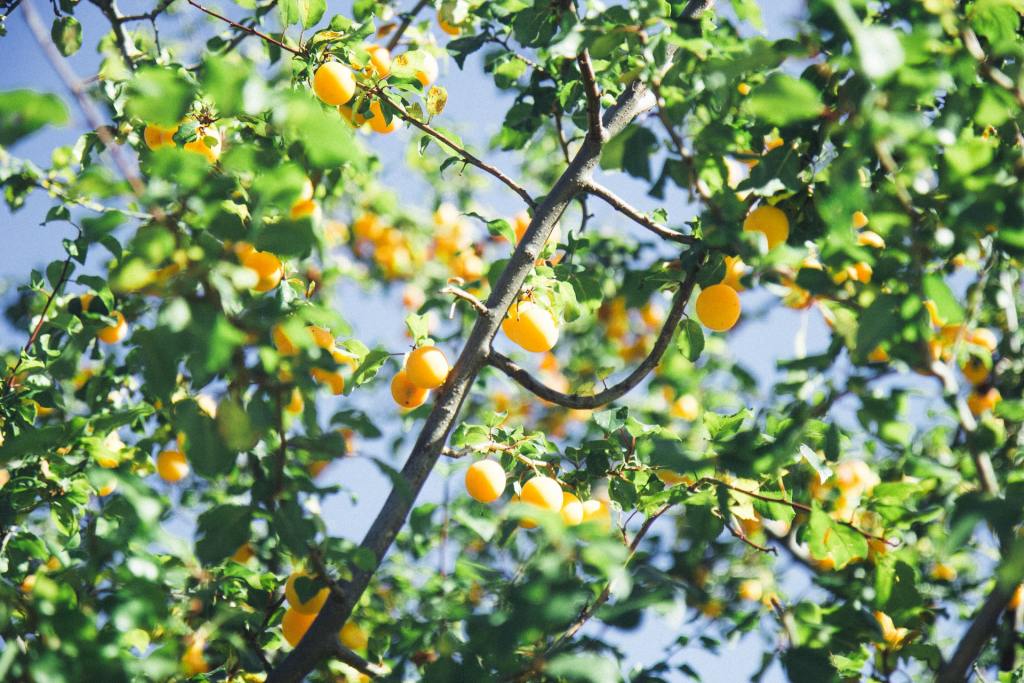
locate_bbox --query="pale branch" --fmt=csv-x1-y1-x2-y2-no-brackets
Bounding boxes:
23,0,147,199
937,582,1017,682
334,643,389,679
584,181,697,244
117,0,174,22
88,0,137,71
385,0,429,51
439,283,488,316
187,0,301,55
369,87,537,208
961,28,1024,109
486,266,699,410
266,70,663,683
577,50,605,141
725,519,777,555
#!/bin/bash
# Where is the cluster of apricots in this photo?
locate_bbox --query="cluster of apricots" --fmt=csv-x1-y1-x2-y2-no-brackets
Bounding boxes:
311,43,439,135
464,464,611,530
143,118,222,163
278,569,369,655
432,203,485,282
351,211,420,279
391,345,451,409
597,296,665,363
273,322,354,397
73,293,129,345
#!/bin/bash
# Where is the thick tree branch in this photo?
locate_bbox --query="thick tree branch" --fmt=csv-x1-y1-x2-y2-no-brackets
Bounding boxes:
584,181,697,244
486,266,698,410
266,73,661,683
577,50,605,141
938,582,1016,682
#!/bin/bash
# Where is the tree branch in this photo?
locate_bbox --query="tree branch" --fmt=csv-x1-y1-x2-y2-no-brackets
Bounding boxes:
577,50,605,141
385,0,429,51
369,87,537,208
937,582,1016,682
440,283,488,316
584,181,697,244
486,266,699,410
187,0,301,55
961,28,1024,109
266,70,662,683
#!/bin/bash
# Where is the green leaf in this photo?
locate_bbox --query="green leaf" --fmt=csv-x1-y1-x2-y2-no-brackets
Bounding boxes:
280,0,326,28
545,653,620,682
675,318,704,362
352,348,391,387
600,125,659,179
125,66,194,127
174,399,235,477
195,505,252,564
806,506,869,570
922,274,964,324
744,73,823,126
216,397,259,452
854,294,902,359
0,90,69,145
200,55,249,117
51,16,82,56
273,500,318,554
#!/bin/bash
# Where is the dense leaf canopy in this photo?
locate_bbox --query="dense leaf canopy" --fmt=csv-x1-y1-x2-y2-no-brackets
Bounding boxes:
1,0,1023,682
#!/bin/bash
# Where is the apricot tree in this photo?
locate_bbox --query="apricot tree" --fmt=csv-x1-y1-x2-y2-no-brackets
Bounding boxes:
1,0,1023,681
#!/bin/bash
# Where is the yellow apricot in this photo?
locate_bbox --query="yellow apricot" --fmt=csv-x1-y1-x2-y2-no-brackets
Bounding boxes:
695,284,741,332
405,346,450,389
339,621,368,650
365,45,391,78
510,494,537,528
868,347,890,363
438,13,461,36
857,230,885,249
290,199,320,222
737,82,751,96
560,492,584,526
738,579,763,602
183,127,222,163
144,123,178,150
874,611,909,649
285,571,329,614
967,387,1001,416
97,311,128,344
1009,584,1024,610
157,449,189,483
465,460,506,503
231,544,255,563
242,250,283,292
968,328,998,352
671,394,700,421
451,251,485,281
180,639,209,676
853,261,873,284
502,301,559,353
286,387,304,414
721,255,747,292
311,368,345,395
339,104,369,127
931,563,957,582
309,326,335,350
924,300,944,327
961,356,989,386
97,480,117,497
313,62,357,106
414,52,439,87
520,476,563,513
852,211,869,229
580,499,611,528
513,211,531,242
742,205,789,250
273,325,299,356
368,100,399,134
390,369,429,409
656,470,693,487
282,607,317,647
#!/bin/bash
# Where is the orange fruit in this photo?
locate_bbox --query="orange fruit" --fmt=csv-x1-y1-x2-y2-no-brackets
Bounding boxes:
311,368,345,395
183,127,222,163
156,449,189,483
312,62,356,106
743,205,789,250
967,387,1001,416
365,45,391,78
405,346,450,389
285,571,330,614
339,621,368,650
241,250,283,292
520,476,563,513
560,492,583,526
368,100,400,134
961,356,989,386
465,460,506,503
581,499,611,529
143,123,178,150
695,284,741,332
97,311,128,344
852,211,869,229
502,301,559,353
391,369,428,409
282,607,317,647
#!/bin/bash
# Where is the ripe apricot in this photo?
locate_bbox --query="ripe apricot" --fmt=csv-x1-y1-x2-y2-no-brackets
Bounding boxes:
857,230,885,249
520,476,563,513
311,368,345,395
451,251,485,281
98,311,128,344
742,205,789,250
308,326,335,350
967,387,1001,416
285,571,329,614
339,621,368,650
282,607,317,647
852,211,869,229
365,45,391,78
391,369,428,409
961,356,989,386
560,492,583,526
181,640,208,675
414,52,439,87
273,325,299,355
183,127,222,163
502,301,559,353
438,13,461,35
737,82,751,96
368,100,399,134
1009,584,1024,610
465,460,506,503
339,104,368,127
313,62,356,106
231,544,255,563
285,387,304,414
144,123,178,150
968,328,998,352
97,480,117,497
242,250,283,292
931,563,957,582
738,579,763,602
656,470,693,487
581,499,611,528
671,394,699,421
157,449,189,483
695,284,741,332
406,346,450,389
290,199,320,222
721,255,746,291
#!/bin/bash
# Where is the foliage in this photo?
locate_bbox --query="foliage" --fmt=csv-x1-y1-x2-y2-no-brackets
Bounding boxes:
1,0,1023,682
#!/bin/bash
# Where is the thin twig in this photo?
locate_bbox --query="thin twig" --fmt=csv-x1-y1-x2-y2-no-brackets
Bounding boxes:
577,50,605,141
487,266,700,409
187,0,301,55
585,181,696,244
439,283,489,316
